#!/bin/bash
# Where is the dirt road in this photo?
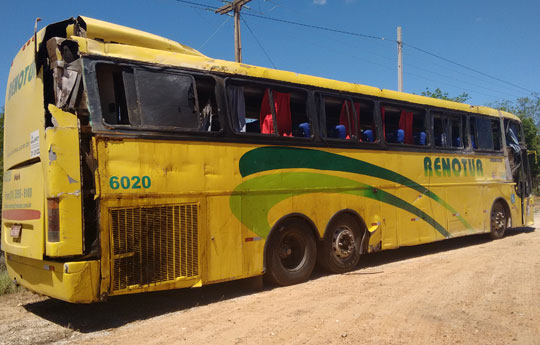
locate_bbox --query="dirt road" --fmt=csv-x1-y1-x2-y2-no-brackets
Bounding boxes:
1,213,539,345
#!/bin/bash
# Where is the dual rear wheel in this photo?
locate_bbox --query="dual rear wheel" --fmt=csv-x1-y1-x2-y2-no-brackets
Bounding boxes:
490,201,508,240
265,215,364,286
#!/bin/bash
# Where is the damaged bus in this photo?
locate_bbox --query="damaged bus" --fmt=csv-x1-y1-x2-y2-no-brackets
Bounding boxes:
2,16,534,303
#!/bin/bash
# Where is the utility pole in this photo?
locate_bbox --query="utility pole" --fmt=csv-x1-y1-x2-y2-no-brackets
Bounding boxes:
216,0,252,63
397,26,403,92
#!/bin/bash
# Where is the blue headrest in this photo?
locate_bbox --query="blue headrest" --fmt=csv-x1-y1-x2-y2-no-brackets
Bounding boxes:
396,129,405,143
453,136,461,147
363,129,374,142
415,131,426,145
334,125,346,139
299,122,310,137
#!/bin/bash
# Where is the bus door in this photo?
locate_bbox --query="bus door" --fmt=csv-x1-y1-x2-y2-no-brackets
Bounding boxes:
505,121,533,225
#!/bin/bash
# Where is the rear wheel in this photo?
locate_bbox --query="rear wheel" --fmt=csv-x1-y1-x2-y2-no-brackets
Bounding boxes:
318,214,363,274
490,202,507,240
265,220,317,286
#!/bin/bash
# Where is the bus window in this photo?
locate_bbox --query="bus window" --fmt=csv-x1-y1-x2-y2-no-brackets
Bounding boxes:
319,95,357,141
96,64,219,131
134,69,199,128
354,99,377,142
382,105,427,145
96,64,131,125
227,81,310,137
433,113,463,149
492,119,502,151
471,116,501,151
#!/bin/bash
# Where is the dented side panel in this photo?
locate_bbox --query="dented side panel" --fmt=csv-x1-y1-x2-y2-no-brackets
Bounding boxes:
44,105,83,256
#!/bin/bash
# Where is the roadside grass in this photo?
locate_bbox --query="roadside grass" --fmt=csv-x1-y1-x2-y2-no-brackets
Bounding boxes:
0,257,22,296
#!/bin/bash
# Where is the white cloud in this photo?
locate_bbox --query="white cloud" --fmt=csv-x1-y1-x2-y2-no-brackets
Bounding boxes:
313,0,327,5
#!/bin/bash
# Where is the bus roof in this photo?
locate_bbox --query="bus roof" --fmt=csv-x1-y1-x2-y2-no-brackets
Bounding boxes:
47,16,521,122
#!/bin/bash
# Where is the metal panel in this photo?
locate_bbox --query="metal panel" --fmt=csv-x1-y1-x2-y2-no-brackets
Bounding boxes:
110,203,199,291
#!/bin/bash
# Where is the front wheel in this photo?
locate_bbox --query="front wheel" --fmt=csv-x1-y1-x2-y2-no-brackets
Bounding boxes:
490,202,507,240
317,214,363,274
265,220,317,286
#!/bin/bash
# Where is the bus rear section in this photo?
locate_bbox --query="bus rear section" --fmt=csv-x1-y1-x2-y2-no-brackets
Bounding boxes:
2,20,100,303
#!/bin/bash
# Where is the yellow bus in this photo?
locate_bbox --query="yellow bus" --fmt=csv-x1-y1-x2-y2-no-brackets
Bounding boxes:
2,16,534,303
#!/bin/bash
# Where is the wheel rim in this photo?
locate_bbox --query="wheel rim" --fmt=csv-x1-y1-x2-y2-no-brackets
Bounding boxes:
279,232,307,272
491,206,506,234
332,225,356,261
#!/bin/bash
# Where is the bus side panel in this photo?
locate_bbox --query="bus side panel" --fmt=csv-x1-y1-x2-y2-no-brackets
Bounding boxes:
206,195,244,283
2,164,45,260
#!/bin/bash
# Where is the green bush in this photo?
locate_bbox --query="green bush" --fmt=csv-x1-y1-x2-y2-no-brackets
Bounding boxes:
0,259,20,295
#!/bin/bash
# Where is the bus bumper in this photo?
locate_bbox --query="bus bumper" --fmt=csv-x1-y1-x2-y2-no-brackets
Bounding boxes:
4,253,100,303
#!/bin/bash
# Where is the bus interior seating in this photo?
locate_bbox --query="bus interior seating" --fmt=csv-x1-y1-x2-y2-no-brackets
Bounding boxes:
383,106,426,145
331,125,347,139
298,122,310,137
386,129,404,143
414,131,427,145
363,129,374,142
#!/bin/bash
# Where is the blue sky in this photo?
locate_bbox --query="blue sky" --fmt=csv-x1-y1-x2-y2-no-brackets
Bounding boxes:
1,0,539,108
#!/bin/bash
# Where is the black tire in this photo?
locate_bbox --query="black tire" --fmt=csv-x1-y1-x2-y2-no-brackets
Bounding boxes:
265,219,317,286
490,202,507,240
317,214,363,274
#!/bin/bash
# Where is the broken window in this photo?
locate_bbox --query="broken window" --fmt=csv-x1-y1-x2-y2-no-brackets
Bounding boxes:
433,112,463,149
382,105,427,145
96,63,220,131
226,80,311,138
470,116,501,151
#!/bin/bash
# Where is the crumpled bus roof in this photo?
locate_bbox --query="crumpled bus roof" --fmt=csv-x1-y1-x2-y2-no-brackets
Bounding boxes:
77,16,205,57
39,15,519,122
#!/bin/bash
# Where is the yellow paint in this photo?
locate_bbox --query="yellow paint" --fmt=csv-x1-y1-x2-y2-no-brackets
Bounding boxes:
44,105,83,257
5,254,100,303
2,16,531,302
1,163,45,260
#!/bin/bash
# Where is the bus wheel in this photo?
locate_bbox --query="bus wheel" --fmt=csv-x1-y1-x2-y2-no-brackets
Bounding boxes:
318,214,363,274
265,220,317,286
490,202,507,240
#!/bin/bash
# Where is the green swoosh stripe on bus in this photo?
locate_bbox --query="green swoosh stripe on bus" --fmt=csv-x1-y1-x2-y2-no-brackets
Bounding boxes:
229,172,450,239
238,146,472,231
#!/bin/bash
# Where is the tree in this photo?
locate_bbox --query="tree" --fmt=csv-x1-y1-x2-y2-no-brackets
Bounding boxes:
490,93,540,128
420,87,471,103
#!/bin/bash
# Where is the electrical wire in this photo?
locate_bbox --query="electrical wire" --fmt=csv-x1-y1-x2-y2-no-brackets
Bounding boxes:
241,17,277,68
199,15,231,50
172,0,537,95
404,43,537,95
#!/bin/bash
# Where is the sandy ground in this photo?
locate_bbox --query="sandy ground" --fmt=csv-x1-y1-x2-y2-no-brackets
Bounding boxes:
1,212,539,345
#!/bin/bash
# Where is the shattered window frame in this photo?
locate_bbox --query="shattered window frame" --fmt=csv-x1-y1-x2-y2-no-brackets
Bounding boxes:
86,59,223,134
432,112,464,150
470,115,502,152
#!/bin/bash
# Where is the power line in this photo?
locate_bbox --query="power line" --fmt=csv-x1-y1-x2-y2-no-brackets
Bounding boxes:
199,15,231,50
241,17,277,68
172,0,537,95
403,43,537,95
